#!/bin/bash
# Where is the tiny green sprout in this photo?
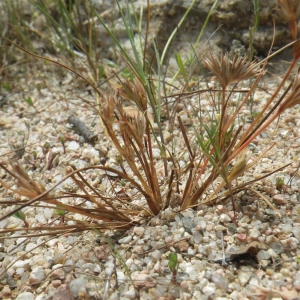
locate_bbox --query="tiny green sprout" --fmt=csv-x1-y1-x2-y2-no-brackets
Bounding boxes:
168,252,178,274
25,96,39,112
120,179,126,186
56,207,66,223
32,150,37,160
35,84,41,92
297,255,300,264
59,136,66,154
98,64,105,79
276,177,284,190
24,120,30,131
3,82,11,91
13,210,29,227
25,96,34,107
168,252,178,284
175,52,188,83
116,155,123,164
16,130,24,136
43,142,51,155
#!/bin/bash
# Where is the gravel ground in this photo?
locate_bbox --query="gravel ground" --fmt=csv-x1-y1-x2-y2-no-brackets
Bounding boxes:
1,60,300,300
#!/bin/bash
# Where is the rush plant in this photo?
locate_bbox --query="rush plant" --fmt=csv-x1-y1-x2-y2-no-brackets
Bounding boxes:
0,0,298,239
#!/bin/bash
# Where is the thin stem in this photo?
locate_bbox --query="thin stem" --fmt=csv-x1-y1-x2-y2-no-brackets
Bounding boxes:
236,58,297,149
226,110,280,164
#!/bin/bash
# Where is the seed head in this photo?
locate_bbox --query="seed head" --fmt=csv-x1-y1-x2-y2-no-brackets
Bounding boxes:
278,0,300,20
202,52,261,87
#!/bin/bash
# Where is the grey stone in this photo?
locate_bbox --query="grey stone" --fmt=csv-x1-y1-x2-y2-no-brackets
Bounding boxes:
70,277,88,297
212,274,229,292
269,242,285,255
292,226,300,242
182,217,195,234
29,266,45,284
52,289,74,300
257,250,271,261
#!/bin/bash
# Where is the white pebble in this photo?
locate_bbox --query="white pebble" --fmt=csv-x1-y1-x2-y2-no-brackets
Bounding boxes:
185,266,197,280
152,148,161,159
122,287,136,299
70,277,88,297
14,260,30,270
43,208,53,220
16,268,24,275
35,212,47,224
293,227,300,242
133,227,145,236
151,250,161,261
202,282,216,295
238,271,251,286
35,294,47,300
29,266,45,284
82,148,99,160
67,141,80,151
16,292,35,300
119,236,132,244
25,243,38,253
82,262,101,273
219,214,231,223
46,239,59,247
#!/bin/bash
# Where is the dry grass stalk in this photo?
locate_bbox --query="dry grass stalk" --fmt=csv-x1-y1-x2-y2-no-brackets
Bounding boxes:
0,161,153,234
100,93,164,215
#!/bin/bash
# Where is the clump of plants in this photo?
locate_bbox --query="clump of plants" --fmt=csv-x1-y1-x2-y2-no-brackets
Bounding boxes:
0,0,299,239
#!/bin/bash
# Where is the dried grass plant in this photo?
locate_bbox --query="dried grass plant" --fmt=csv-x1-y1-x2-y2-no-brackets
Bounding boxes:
0,0,299,239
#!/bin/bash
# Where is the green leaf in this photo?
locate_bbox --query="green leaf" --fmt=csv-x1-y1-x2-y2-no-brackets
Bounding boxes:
13,210,26,221
56,208,66,216
168,252,178,273
25,96,34,107
175,52,188,83
24,120,30,131
3,83,11,91
98,65,105,79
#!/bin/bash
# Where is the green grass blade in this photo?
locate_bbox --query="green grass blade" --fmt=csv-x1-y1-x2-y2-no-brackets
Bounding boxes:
249,0,259,60
160,0,196,66
170,0,219,84
175,52,188,83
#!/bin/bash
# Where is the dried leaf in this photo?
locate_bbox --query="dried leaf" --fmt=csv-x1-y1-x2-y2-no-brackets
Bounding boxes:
123,106,154,124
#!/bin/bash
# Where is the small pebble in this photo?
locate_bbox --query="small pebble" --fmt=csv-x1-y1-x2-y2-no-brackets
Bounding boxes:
269,242,285,255
272,194,287,205
118,236,132,244
70,277,88,297
212,273,229,292
292,227,300,242
238,271,251,286
257,250,271,261
202,282,216,295
16,292,35,300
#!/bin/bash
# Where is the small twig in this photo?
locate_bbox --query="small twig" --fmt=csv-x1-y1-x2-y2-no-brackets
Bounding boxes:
219,231,227,266
68,115,98,143
103,264,112,300
139,237,190,255
113,256,118,289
